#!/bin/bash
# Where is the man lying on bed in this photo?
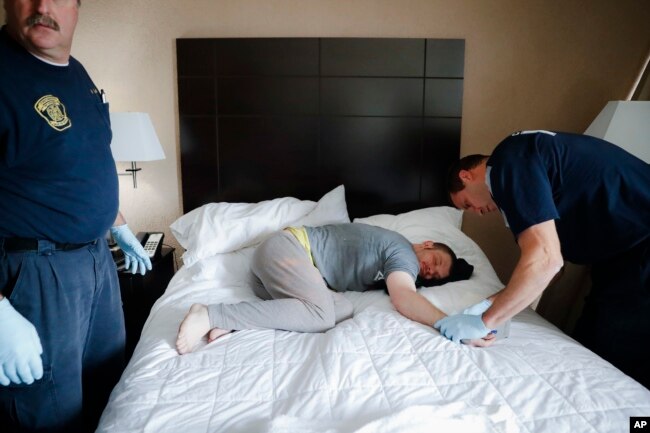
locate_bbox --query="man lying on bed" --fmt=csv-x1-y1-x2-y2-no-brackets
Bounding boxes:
176,223,495,354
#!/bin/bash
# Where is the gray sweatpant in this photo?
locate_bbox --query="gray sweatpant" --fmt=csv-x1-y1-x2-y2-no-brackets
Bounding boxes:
208,230,354,332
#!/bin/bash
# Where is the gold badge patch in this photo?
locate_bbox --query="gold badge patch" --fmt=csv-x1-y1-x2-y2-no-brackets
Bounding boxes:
34,95,72,131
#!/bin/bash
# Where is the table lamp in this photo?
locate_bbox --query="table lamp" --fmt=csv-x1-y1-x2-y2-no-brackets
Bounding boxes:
110,112,166,188
584,101,650,163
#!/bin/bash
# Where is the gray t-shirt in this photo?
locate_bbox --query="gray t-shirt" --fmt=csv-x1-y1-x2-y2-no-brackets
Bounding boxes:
305,223,419,292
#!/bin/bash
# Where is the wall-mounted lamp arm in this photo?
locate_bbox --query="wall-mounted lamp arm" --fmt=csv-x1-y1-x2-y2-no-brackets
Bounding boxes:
117,162,142,188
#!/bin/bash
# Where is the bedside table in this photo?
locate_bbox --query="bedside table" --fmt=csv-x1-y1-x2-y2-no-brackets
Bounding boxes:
118,246,175,361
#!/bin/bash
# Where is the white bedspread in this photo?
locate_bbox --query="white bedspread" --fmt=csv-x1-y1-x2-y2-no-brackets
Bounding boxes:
97,213,650,433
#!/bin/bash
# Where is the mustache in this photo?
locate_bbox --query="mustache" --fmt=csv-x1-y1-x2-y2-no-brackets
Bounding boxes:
26,14,60,31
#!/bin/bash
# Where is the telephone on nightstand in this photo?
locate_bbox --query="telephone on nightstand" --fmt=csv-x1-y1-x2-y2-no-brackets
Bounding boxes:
111,231,164,270
137,232,164,259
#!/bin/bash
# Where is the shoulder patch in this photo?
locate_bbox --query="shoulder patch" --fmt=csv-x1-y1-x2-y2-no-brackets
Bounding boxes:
34,95,72,131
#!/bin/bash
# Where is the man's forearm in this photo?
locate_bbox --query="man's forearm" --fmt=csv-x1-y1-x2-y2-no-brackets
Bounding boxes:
386,273,495,347
113,210,126,227
392,289,446,326
483,261,556,328
386,272,446,326
482,220,563,328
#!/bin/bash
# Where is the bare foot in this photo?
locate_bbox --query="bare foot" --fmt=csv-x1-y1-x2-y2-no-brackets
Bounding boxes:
176,304,211,354
208,328,231,343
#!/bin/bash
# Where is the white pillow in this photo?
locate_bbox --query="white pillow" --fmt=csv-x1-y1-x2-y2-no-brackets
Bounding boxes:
292,185,350,227
353,206,462,244
171,185,349,267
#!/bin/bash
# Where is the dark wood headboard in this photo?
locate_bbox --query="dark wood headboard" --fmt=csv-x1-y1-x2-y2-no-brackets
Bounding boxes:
177,38,464,218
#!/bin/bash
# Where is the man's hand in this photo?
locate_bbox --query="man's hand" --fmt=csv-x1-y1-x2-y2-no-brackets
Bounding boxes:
462,299,492,316
0,298,43,386
460,299,498,347
464,332,496,347
434,313,491,344
110,224,152,275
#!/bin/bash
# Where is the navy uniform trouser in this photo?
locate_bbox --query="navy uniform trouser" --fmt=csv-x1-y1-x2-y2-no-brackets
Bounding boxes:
573,237,650,390
0,239,125,433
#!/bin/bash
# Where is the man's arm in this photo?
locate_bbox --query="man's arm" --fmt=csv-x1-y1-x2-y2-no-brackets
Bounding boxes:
113,210,126,226
386,271,494,347
482,219,563,328
386,271,446,325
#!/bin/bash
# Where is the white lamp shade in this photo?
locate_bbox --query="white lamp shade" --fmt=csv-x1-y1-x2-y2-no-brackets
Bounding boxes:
109,112,166,161
584,101,650,163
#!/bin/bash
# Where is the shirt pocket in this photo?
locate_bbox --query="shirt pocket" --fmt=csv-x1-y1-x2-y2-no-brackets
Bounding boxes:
94,101,111,131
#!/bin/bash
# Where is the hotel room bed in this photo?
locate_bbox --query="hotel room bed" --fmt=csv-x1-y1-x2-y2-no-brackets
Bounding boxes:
97,37,650,432
96,187,650,433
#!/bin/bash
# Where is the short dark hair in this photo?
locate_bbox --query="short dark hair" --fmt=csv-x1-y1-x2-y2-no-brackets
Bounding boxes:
416,242,474,287
446,154,489,194
432,242,456,262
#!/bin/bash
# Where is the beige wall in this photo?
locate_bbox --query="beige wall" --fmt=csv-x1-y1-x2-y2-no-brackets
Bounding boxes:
3,1,649,286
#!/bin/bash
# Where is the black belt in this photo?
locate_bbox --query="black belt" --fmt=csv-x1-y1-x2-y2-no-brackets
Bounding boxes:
1,238,97,252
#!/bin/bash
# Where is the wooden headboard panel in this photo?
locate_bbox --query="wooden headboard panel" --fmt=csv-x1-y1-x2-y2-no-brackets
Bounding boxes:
177,38,464,218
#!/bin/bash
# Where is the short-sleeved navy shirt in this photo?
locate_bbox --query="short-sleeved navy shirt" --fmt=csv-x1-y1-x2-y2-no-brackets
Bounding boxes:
0,27,118,243
487,130,650,264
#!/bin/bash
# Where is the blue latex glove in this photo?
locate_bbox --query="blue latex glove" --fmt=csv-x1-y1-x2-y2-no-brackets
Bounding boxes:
110,224,152,275
462,299,492,316
434,313,492,344
0,298,43,386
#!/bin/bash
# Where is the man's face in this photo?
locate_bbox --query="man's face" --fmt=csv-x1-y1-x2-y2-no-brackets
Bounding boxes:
4,0,79,63
415,244,452,280
450,173,498,216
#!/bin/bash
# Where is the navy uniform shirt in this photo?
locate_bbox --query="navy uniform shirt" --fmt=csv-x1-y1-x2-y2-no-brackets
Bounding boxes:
0,27,118,243
487,130,650,264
